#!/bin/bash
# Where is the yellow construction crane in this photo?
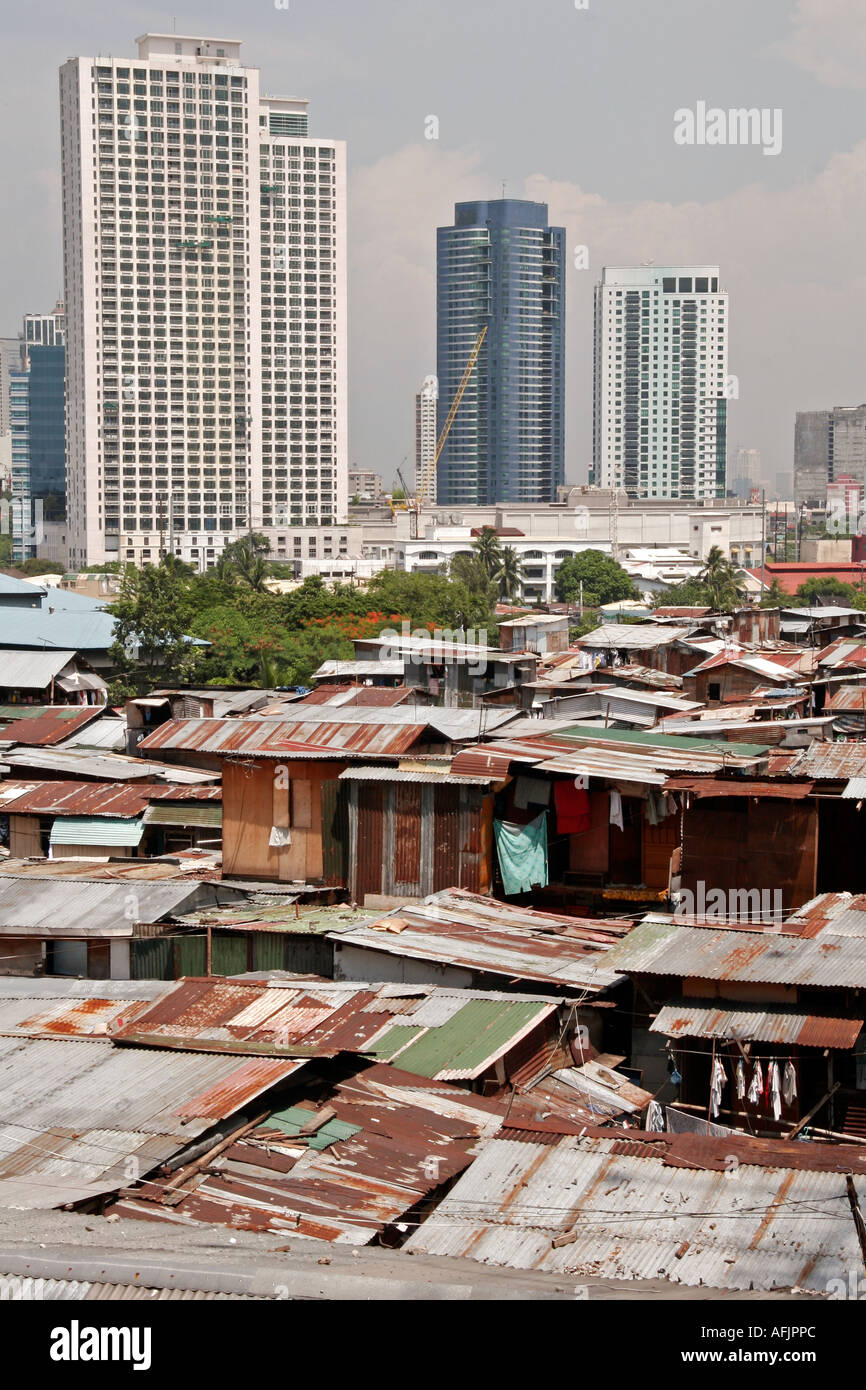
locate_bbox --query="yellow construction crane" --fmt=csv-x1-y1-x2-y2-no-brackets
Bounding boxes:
410,324,488,539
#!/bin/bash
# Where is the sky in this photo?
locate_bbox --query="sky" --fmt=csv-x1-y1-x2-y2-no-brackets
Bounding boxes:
3,0,866,493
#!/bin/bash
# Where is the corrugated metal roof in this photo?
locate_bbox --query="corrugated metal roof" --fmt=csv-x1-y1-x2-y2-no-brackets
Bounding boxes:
337,766,492,785
313,660,405,679
405,1133,866,1293
0,876,210,935
330,894,628,992
49,816,145,848
143,803,222,828
0,781,222,816
0,707,103,746
111,1063,506,1243
0,747,219,782
111,977,559,1080
0,609,116,652
0,1275,252,1301
297,684,412,707
606,911,866,988
0,650,78,689
137,717,433,759
842,777,866,799
576,624,693,649
791,741,866,779
0,1034,305,1210
828,685,866,712
650,1002,862,1048
57,717,127,751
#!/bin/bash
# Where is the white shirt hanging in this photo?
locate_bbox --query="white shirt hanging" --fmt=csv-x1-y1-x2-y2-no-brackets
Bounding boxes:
747,1059,763,1105
782,1060,797,1107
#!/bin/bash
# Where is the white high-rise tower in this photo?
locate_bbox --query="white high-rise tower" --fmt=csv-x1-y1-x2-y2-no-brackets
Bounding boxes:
592,266,729,501
60,33,347,568
414,375,438,503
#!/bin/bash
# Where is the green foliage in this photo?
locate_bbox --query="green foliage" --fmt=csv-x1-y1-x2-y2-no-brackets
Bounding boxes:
788,576,866,609
17,558,65,576
654,577,715,607
699,545,744,611
472,526,504,579
0,532,13,567
107,560,198,693
555,550,637,606
448,553,499,617
497,546,524,601
760,578,789,609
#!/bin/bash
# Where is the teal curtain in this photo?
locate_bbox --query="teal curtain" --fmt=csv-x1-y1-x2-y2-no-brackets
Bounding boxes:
494,812,549,895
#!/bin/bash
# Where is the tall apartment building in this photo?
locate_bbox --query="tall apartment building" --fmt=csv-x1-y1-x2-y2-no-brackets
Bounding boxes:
60,33,346,569
592,266,729,501
436,200,564,507
794,405,866,510
414,374,438,502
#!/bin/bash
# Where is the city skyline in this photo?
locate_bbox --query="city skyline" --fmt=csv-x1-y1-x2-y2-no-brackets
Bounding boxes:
2,2,866,498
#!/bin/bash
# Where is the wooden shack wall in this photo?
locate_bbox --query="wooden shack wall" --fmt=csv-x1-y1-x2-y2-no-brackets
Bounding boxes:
682,796,818,912
222,758,347,882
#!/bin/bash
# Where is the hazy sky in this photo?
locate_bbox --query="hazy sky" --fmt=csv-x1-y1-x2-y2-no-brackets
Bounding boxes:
3,0,866,491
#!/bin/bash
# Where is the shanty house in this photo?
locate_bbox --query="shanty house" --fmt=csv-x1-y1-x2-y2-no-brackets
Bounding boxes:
606,891,866,1142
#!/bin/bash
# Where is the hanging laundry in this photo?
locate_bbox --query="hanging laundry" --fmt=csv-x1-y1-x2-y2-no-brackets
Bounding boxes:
768,1060,782,1122
513,775,552,810
553,780,591,834
493,813,549,895
735,1057,746,1100
747,1059,763,1105
609,788,624,832
782,1060,797,1107
645,1100,665,1132
710,1056,727,1118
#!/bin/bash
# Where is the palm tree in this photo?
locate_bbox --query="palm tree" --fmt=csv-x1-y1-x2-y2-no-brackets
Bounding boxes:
700,545,743,612
497,546,524,601
227,535,270,592
472,526,503,579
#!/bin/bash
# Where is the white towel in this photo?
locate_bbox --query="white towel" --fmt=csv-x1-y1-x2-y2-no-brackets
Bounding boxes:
747,1059,763,1105
735,1058,746,1100
768,1060,782,1121
782,1060,797,1107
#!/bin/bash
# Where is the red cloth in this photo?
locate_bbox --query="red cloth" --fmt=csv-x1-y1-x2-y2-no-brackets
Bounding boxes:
554,781,591,834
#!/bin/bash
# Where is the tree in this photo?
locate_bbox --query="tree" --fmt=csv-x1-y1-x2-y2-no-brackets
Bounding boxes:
107,561,197,693
497,546,524,601
760,578,789,609
449,553,499,615
653,577,714,608
222,533,271,592
790,576,866,608
700,545,743,611
472,526,503,579
555,550,637,606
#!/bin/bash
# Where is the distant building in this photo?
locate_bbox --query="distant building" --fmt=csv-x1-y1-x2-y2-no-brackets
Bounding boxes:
436,199,565,506
60,33,347,568
414,375,438,504
2,302,66,560
348,469,383,503
795,405,866,509
729,446,760,500
592,266,729,502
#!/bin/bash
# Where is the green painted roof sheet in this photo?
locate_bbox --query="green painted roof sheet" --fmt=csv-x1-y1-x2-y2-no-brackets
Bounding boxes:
261,1104,362,1150
49,816,145,847
143,803,223,828
553,723,769,759
383,999,549,1079
367,1023,425,1061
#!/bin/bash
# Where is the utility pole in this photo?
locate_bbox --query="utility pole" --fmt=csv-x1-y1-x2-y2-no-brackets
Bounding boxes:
760,489,766,599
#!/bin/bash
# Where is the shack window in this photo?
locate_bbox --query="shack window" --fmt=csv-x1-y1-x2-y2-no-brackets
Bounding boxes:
708,682,721,701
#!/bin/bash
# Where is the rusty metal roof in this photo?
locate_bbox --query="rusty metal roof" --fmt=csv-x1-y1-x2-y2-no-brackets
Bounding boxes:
663,776,815,799
329,890,630,992
110,977,559,1081
791,740,866,779
0,706,103,746
827,685,866,712
0,1032,306,1210
137,717,437,759
606,906,866,988
0,780,220,818
296,685,413,707
650,1002,862,1048
110,1063,506,1243
404,1131,866,1293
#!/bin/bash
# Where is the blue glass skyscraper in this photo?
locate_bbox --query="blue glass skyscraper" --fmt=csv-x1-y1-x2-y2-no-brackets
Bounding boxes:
436,199,564,506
